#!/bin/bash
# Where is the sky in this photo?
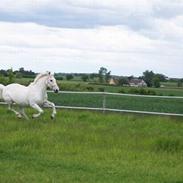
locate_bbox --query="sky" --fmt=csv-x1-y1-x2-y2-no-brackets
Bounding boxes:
0,0,183,77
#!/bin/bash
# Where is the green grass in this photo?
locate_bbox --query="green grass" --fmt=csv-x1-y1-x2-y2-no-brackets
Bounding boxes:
1,106,183,182
161,81,182,89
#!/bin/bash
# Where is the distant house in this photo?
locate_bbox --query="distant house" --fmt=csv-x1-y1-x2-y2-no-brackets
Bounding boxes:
129,79,147,87
108,78,118,85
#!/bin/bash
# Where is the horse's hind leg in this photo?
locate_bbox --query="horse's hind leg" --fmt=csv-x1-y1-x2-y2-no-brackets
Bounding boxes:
19,107,29,120
8,103,22,118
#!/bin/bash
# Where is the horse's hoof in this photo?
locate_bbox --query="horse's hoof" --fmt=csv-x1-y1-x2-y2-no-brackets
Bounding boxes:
50,115,54,120
32,114,38,118
17,114,22,118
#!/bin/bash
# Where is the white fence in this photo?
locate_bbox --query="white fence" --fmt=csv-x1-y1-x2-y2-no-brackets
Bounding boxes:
1,91,183,117
51,91,183,117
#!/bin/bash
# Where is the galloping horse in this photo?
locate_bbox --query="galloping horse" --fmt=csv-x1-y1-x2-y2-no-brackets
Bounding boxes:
0,71,59,119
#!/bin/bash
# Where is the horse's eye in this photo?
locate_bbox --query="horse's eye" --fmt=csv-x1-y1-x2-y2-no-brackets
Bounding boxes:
50,79,53,82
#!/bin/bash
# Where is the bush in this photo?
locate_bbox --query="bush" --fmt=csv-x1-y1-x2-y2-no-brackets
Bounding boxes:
0,75,7,85
81,75,89,82
128,88,157,95
66,74,73,80
56,76,63,80
139,88,147,95
86,86,94,91
118,89,125,93
75,83,81,88
147,90,156,95
128,88,139,94
98,87,105,92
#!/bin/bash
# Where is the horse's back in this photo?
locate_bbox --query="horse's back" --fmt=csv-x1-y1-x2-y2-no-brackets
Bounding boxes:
5,83,28,92
3,83,29,105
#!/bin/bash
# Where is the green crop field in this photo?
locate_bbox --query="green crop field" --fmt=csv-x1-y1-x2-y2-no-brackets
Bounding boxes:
1,106,183,183
48,92,183,114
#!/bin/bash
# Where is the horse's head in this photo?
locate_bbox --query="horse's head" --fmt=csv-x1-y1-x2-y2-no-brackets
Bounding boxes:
46,72,59,93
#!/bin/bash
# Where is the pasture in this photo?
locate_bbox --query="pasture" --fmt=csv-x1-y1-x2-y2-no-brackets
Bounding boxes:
1,106,183,183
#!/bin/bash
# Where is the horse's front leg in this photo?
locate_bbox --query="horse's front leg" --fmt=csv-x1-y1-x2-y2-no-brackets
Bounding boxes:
43,100,56,119
30,103,44,118
8,103,22,118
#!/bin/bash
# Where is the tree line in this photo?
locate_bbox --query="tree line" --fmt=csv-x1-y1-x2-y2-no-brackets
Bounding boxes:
0,67,182,88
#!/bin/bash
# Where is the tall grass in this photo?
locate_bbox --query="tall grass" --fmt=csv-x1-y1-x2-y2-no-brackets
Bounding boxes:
1,106,183,182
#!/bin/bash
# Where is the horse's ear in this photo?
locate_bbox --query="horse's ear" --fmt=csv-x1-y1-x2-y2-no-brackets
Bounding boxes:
47,71,51,75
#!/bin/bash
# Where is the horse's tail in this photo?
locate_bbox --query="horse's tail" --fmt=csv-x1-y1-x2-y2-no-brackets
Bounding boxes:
0,84,5,100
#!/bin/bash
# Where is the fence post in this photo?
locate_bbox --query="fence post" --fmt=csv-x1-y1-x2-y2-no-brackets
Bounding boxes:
102,92,106,113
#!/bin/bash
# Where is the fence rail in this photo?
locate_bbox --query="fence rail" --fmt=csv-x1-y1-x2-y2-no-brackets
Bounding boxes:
1,91,183,117
52,91,183,116
48,90,183,99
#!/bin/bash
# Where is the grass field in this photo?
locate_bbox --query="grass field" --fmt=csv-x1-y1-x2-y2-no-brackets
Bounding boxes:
1,106,183,183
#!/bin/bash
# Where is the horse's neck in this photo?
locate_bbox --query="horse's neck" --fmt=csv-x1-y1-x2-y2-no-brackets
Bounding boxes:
31,77,47,94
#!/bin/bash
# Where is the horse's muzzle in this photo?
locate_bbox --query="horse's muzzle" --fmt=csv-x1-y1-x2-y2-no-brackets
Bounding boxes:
54,89,59,93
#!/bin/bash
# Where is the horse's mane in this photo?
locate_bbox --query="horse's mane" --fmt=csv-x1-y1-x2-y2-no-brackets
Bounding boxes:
29,72,49,86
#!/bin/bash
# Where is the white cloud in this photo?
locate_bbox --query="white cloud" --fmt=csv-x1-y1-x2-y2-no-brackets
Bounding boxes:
0,0,153,12
1,0,182,17
0,1,183,77
0,21,182,77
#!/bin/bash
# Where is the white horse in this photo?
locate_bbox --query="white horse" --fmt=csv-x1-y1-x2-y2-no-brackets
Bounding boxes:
0,71,59,119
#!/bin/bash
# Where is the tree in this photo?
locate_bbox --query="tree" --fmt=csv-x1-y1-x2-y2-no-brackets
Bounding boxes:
19,67,25,73
98,67,107,83
177,79,183,87
152,76,160,88
0,69,8,76
89,73,97,80
0,74,6,84
18,67,35,78
81,75,89,82
7,68,15,83
118,77,128,86
142,70,155,87
128,75,134,80
142,70,164,88
155,73,167,82
66,74,73,80
98,67,111,83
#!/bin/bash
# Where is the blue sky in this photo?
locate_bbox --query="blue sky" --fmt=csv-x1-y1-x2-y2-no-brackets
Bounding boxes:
0,0,183,77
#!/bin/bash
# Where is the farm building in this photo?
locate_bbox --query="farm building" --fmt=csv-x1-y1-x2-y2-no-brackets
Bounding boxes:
129,79,147,87
108,78,118,85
